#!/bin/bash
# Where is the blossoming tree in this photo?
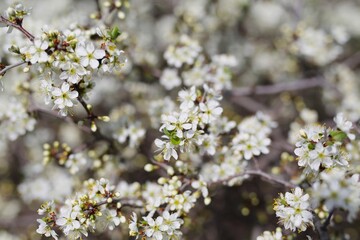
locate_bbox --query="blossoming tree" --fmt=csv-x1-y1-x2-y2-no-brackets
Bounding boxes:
1,1,360,240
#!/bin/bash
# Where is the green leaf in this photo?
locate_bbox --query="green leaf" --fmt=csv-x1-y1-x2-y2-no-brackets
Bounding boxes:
109,26,121,41
163,128,171,136
170,135,181,145
329,130,347,142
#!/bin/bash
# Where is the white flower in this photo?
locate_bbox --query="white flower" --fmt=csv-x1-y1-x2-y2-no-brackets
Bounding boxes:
160,68,181,90
103,209,122,230
65,153,87,174
197,134,217,155
20,38,49,64
129,212,139,236
56,206,81,235
162,113,192,138
199,100,223,124
257,227,283,240
308,143,333,170
36,219,58,240
76,42,105,69
164,35,202,68
60,62,87,84
162,211,184,235
51,82,78,115
178,86,197,111
155,138,178,160
143,214,167,240
182,66,206,87
334,112,355,140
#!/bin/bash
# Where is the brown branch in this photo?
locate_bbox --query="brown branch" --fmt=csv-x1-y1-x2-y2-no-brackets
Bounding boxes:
76,94,117,148
313,209,333,240
0,61,27,76
210,169,296,189
32,107,91,133
230,76,325,97
0,16,35,41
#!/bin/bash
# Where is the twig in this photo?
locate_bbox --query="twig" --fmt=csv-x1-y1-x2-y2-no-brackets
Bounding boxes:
32,107,91,133
0,16,35,41
76,94,116,147
321,209,334,231
230,77,325,97
210,169,296,189
313,209,333,240
0,61,26,76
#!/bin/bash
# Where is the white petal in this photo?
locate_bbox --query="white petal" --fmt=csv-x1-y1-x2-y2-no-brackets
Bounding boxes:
94,49,105,59
90,59,99,69
76,45,87,56
86,43,95,53
61,83,70,92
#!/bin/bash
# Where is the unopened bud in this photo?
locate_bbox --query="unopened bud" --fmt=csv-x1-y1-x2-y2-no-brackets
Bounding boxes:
167,167,175,175
144,163,154,172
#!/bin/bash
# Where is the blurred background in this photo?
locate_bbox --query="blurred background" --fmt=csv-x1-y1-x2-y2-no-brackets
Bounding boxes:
1,0,360,239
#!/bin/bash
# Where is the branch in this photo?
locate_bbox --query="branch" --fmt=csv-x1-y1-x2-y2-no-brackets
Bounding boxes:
313,209,333,240
76,94,116,147
210,169,296,189
0,16,35,42
229,76,325,97
0,61,27,76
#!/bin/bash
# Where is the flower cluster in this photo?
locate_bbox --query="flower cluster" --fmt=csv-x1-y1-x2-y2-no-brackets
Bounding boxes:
36,178,131,239
129,211,184,240
17,26,126,116
311,169,360,221
155,85,224,161
231,112,276,160
113,120,146,148
274,187,313,232
0,97,36,141
294,124,349,177
164,35,202,68
1,3,31,28
285,25,344,66
256,227,283,240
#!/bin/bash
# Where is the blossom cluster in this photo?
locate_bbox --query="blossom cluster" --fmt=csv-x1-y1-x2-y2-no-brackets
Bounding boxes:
294,124,349,177
274,187,313,232
36,178,131,239
161,35,237,91
15,25,126,116
0,97,36,141
155,85,224,161
311,169,360,222
129,211,184,240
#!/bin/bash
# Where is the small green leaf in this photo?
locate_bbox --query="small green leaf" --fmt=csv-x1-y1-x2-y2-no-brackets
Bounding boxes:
109,26,121,41
308,143,315,150
170,135,181,145
329,130,347,142
163,128,171,136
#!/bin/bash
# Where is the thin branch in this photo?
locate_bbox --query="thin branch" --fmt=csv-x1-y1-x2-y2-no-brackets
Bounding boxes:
313,210,332,240
321,209,334,231
94,0,102,17
246,170,296,188
0,61,26,76
0,16,35,41
230,76,325,97
210,169,296,189
76,94,117,148
32,107,91,133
